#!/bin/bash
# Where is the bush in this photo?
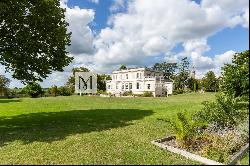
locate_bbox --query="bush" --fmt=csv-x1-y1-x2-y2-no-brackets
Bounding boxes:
49,85,58,97
173,89,184,95
97,90,108,95
171,112,206,148
23,82,43,98
200,131,246,163
58,86,72,96
123,90,133,96
142,91,153,97
195,93,248,129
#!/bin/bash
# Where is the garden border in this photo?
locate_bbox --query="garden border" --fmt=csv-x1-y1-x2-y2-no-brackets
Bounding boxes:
151,136,249,165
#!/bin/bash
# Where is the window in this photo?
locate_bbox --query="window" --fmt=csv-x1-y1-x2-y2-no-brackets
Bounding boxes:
129,83,132,89
113,75,115,80
125,84,129,89
137,73,139,78
126,74,128,79
108,85,111,89
122,85,124,89
116,75,118,79
140,73,142,78
136,83,140,89
116,84,118,89
147,84,150,89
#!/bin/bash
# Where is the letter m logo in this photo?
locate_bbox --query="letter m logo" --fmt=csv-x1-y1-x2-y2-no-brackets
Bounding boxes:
75,72,97,94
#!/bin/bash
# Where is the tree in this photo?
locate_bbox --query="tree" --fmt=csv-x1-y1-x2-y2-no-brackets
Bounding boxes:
97,74,111,91
0,0,73,83
174,57,190,90
221,50,249,97
187,77,199,91
58,86,72,96
201,71,219,92
66,67,90,93
49,85,58,97
23,82,42,98
119,64,127,70
0,75,10,96
152,62,178,79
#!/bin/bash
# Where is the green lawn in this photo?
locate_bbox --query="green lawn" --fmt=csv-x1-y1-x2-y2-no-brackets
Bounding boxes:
0,93,248,164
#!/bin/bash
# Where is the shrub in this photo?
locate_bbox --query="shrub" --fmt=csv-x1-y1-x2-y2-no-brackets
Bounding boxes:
23,82,43,98
200,131,246,163
173,89,184,95
58,86,72,96
49,85,58,97
123,90,133,96
97,90,108,95
142,91,153,97
171,112,206,149
195,93,248,129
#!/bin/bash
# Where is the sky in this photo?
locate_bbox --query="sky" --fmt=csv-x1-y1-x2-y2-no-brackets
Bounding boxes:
1,0,249,88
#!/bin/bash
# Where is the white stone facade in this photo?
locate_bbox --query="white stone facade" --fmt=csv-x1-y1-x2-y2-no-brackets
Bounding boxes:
106,68,173,97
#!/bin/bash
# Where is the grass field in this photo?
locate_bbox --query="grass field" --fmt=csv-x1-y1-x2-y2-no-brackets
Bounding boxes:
0,93,248,164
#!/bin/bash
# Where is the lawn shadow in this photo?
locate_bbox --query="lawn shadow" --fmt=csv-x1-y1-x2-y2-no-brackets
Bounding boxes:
0,109,153,146
0,99,21,103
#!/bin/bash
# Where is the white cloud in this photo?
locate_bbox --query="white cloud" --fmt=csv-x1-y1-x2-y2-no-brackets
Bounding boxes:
65,7,95,54
110,0,126,12
92,0,248,71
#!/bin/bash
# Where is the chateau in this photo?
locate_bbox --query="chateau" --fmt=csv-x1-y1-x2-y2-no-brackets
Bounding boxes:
106,68,173,97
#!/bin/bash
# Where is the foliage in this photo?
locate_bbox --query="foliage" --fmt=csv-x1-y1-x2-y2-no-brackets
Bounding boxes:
195,93,248,129
172,89,184,95
171,112,206,148
66,67,90,93
221,50,249,98
174,57,190,90
123,91,133,96
0,75,10,89
187,77,199,91
49,85,58,97
97,90,108,95
0,0,72,82
202,71,219,92
200,131,246,163
58,86,72,96
23,82,43,98
142,91,153,97
97,74,111,91
152,62,178,79
119,64,127,70
0,75,10,96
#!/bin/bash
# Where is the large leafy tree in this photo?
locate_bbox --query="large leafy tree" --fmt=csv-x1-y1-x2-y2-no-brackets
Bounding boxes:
152,62,178,79
0,75,10,95
23,82,43,98
174,57,190,90
221,50,249,97
0,0,73,83
202,71,219,92
97,74,111,91
119,64,127,70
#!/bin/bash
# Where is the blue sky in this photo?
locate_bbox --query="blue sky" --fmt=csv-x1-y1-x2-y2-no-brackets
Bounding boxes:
2,0,249,88
67,0,249,56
